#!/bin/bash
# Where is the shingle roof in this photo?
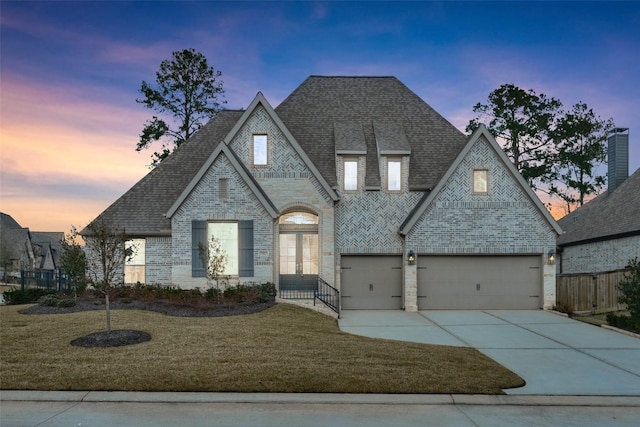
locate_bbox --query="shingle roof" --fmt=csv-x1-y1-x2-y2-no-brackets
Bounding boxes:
83,110,244,235
275,76,467,190
88,76,468,235
557,168,640,246
334,122,367,154
1,228,29,260
1,212,22,230
32,232,64,265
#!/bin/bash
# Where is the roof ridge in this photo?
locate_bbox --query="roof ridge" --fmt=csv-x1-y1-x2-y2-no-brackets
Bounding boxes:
307,75,397,79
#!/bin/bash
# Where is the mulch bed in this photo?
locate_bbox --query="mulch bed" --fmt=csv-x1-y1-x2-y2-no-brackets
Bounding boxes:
19,298,276,317
18,297,276,348
71,330,152,347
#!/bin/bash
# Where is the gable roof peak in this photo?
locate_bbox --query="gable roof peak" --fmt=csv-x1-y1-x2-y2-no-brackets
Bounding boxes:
400,124,561,235
166,143,279,219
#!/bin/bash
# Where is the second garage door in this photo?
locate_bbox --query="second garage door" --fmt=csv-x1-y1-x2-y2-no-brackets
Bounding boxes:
341,255,403,309
417,255,542,310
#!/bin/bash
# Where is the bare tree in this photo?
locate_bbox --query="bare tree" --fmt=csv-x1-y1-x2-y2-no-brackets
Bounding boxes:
83,219,134,332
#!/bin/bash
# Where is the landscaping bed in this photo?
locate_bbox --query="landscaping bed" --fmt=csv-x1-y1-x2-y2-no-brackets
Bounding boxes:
18,295,275,318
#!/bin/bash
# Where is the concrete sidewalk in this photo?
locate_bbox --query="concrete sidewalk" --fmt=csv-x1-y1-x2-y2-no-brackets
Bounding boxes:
2,391,639,427
338,310,640,396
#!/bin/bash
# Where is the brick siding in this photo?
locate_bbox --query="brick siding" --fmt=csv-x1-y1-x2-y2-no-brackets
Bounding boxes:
406,136,557,309
560,235,640,274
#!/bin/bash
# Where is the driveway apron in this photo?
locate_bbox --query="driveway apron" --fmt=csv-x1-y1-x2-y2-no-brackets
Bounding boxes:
338,310,640,395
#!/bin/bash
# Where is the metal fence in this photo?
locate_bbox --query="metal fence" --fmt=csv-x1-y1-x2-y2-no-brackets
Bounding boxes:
278,276,340,316
278,282,316,300
20,269,74,294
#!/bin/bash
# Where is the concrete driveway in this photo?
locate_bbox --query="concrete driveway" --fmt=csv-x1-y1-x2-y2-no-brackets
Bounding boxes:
338,310,640,396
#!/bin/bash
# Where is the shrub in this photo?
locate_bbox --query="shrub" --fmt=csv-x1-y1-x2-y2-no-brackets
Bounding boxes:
256,282,277,303
617,257,640,319
3,288,55,305
36,281,277,308
38,294,76,308
205,287,221,301
222,282,276,305
606,312,640,334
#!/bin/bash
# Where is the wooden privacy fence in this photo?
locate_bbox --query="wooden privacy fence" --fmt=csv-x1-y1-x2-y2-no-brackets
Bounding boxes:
556,269,628,313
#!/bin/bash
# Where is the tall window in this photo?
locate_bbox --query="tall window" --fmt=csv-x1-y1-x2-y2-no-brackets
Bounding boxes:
124,239,145,283
473,169,488,194
344,160,358,191
387,159,401,191
219,178,228,201
253,135,267,166
208,222,238,275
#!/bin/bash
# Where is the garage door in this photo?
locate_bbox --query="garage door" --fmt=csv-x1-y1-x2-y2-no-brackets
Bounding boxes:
417,256,541,310
341,256,403,309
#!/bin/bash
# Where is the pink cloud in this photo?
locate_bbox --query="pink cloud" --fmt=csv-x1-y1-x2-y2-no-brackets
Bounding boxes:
1,73,153,231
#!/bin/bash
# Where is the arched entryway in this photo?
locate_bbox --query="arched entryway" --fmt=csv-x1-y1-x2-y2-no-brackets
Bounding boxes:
279,211,319,296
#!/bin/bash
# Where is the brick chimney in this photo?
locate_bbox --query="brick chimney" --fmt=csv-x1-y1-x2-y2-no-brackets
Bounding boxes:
608,128,629,194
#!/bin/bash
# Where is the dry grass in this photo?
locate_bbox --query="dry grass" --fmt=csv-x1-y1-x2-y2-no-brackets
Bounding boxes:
0,303,524,394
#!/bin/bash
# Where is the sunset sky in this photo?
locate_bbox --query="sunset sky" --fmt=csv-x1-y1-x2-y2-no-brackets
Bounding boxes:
1,1,639,234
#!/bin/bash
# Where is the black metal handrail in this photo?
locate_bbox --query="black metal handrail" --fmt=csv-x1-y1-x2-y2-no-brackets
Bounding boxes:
314,277,340,317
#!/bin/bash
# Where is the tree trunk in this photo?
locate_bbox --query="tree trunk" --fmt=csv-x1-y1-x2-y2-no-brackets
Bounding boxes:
105,292,111,332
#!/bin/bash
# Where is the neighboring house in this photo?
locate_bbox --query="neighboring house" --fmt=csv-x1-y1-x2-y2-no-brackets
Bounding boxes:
32,232,64,271
0,213,64,281
1,214,34,280
557,129,639,275
86,76,560,311
555,130,639,313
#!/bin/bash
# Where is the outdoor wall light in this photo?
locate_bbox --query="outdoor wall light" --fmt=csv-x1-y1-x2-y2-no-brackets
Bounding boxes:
548,249,556,265
407,250,416,265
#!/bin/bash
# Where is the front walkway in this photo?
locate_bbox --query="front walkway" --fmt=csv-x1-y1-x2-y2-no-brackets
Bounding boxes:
338,310,640,395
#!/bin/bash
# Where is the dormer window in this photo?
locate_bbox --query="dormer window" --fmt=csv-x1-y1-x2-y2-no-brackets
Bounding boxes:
252,135,267,166
387,159,402,191
344,159,358,191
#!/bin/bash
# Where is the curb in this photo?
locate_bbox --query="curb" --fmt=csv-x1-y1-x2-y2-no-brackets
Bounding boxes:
601,324,640,339
2,391,639,407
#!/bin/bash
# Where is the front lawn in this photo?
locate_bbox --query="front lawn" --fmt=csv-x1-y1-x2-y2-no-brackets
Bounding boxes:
0,303,524,394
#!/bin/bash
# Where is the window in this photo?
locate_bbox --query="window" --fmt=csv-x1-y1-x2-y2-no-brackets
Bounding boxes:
208,222,239,276
192,220,254,278
253,135,267,165
280,212,319,225
219,178,228,201
473,169,488,194
344,160,358,191
387,159,401,191
124,239,145,283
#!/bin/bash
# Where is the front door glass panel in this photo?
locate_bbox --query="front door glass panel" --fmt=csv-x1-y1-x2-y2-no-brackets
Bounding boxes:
279,234,297,275
302,234,318,275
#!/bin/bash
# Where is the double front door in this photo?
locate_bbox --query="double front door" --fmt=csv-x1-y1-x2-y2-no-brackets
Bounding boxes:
279,232,318,291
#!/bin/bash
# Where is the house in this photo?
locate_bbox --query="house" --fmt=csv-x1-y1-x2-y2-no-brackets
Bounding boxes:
31,232,64,271
1,213,34,280
557,129,639,275
86,76,560,311
0,213,63,281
